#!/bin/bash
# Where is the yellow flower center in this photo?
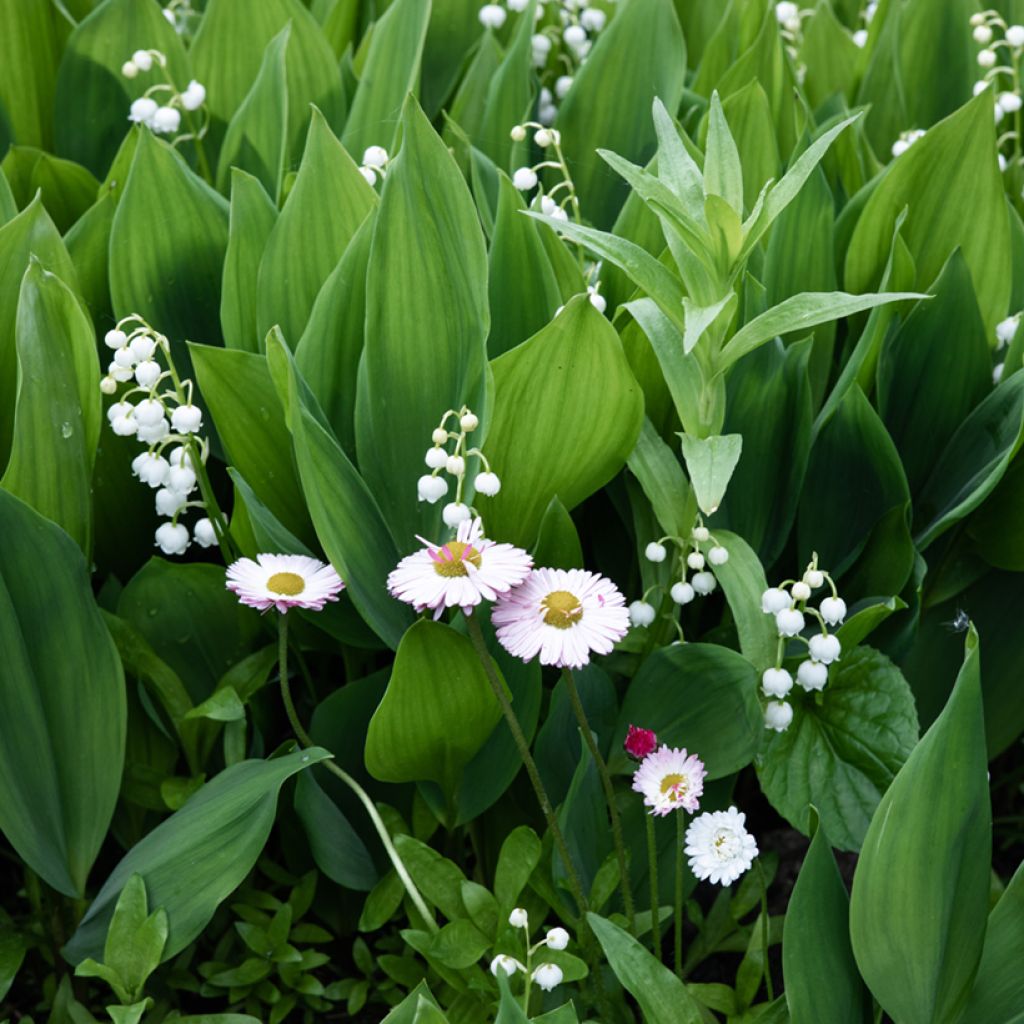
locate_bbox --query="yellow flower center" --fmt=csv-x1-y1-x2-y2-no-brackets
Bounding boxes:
659,773,688,798
432,541,482,578
266,571,306,596
542,590,583,629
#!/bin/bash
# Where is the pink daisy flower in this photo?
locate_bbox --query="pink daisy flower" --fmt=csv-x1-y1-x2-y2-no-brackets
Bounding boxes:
225,554,344,614
491,568,629,669
387,517,533,618
631,745,706,816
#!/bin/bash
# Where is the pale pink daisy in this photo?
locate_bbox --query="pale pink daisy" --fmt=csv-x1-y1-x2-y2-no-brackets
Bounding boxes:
684,806,759,886
387,517,532,618
226,554,344,614
631,745,706,816
491,568,629,669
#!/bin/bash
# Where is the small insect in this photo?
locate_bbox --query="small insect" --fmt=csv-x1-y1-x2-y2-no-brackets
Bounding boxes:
942,608,970,633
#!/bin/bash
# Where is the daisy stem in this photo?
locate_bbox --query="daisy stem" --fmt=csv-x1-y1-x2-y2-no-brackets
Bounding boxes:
645,815,661,960
465,615,589,919
276,615,438,934
561,667,636,934
674,811,684,976
757,858,774,1000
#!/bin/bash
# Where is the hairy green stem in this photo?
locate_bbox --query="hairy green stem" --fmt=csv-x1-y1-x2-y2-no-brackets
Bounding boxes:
646,815,661,960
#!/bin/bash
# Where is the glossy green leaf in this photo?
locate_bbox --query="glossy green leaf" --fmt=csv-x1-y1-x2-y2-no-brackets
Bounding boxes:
704,92,743,215
555,0,687,228
679,432,742,516
0,0,62,150
366,620,501,803
220,169,277,353
782,813,871,1024
627,418,696,541
2,261,99,553
845,91,1010,335
357,95,489,544
215,26,289,201
849,628,990,1024
531,496,585,571
758,646,918,852
0,927,26,1001
612,644,761,780
420,0,482,118
587,913,704,1024
484,297,643,546
65,189,115,324
109,130,228,348
66,748,330,964
53,0,190,176
341,0,431,157
256,107,376,347
0,489,125,897
1,147,100,233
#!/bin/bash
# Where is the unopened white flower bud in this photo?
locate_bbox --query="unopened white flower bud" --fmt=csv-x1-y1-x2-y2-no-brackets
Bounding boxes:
974,80,991,96
686,551,705,571
131,49,154,71
549,205,567,221
691,571,717,595
111,413,138,436
764,701,793,732
532,963,564,991
762,587,790,613
180,80,206,111
803,569,824,588
162,7,176,25
761,668,794,698
819,596,846,625
775,608,805,636
994,362,1005,383
629,600,657,627
100,376,118,395
510,124,527,142
362,145,388,168
105,328,128,350
508,907,529,929
692,525,710,542
545,926,569,950
1007,24,1024,47
775,1,798,22
425,447,448,469
113,346,137,369
490,954,522,977
531,33,552,59
891,139,910,158
193,517,217,548
708,546,729,566
459,412,479,431
358,166,377,186
512,167,538,190
137,418,170,444
588,288,607,314
978,49,997,68
534,128,553,147
168,446,193,469
999,91,1023,113
446,455,466,476
797,659,829,691
155,521,189,555
474,471,501,496
171,404,202,433
168,465,197,494
645,542,667,563
479,3,507,28
134,360,161,388
151,106,181,134
507,0,528,10
417,474,448,504
121,60,139,79
973,24,993,44
134,398,165,426
563,24,586,47
155,487,187,516
996,316,1020,345
442,502,472,527
107,401,133,423
555,75,573,99
580,7,605,31
129,334,157,361
808,633,841,664
133,452,170,488
852,28,867,47
791,581,811,601
670,581,695,605
431,427,449,445
970,12,986,26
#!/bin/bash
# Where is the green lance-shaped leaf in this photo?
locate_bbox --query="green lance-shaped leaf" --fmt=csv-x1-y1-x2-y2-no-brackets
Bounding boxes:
65,748,330,965
783,812,871,1024
679,432,742,516
1,147,101,234
483,297,643,546
256,106,376,348
703,92,743,215
109,130,228,348
627,418,697,541
849,627,990,1024
0,489,126,898
341,0,431,157
356,95,489,545
2,261,100,554
365,620,501,803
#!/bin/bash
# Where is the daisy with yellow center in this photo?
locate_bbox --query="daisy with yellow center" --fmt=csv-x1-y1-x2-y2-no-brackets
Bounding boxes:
387,517,533,618
225,553,344,614
491,567,629,669
631,744,707,816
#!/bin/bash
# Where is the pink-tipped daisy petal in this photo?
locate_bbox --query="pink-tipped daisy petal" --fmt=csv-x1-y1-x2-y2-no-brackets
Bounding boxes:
226,553,344,614
631,745,707,816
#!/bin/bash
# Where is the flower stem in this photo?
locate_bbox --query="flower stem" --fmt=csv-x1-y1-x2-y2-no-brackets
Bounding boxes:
757,859,773,1000
561,667,635,933
674,811,684,976
465,614,589,919
276,615,437,933
646,815,661,960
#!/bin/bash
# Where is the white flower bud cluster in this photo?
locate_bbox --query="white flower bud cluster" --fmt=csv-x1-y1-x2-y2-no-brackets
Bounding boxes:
508,120,585,236
358,145,390,187
759,556,846,732
994,312,1019,383
419,406,501,528
122,49,206,137
486,909,569,995
629,521,730,630
101,317,215,556
890,128,925,158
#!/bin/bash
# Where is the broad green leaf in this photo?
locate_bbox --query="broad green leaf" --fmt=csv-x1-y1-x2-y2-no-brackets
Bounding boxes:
703,92,743,215
494,826,542,910
420,0,482,118
65,190,115,324
0,489,125,897
2,261,99,553
1,147,100,233
799,8,862,110
627,418,696,541
341,0,431,157
531,496,585,571
190,343,313,546
191,0,344,159
366,620,501,805
357,96,489,544
845,91,1009,336
612,644,761,780
267,330,413,649
444,34,503,148
256,107,376,347
220,169,277,353
849,628,990,1024
913,369,1024,548
718,290,923,371
782,814,871,1024
215,26,290,202
483,297,643,546
0,0,62,150
877,250,991,495
587,913,704,1024
109,130,228,349
555,0,687,228
65,748,330,964
679,433,742,516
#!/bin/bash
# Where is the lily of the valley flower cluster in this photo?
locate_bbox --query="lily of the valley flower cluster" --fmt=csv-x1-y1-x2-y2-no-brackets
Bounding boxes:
970,11,1024,175
510,124,573,224
100,317,215,555
479,0,610,124
760,556,846,732
776,1,872,53
489,908,569,994
628,521,729,631
122,48,206,139
624,726,758,886
358,145,390,187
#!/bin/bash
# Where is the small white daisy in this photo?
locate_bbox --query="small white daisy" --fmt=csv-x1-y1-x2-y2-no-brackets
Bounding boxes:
631,745,706,816
387,517,532,619
226,554,344,614
491,568,629,669
684,806,759,886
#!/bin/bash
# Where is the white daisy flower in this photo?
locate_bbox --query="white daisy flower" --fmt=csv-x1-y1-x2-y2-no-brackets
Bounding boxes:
492,568,629,669
226,554,344,614
387,517,532,619
685,806,759,886
631,744,706,816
